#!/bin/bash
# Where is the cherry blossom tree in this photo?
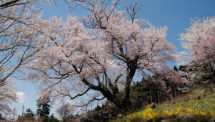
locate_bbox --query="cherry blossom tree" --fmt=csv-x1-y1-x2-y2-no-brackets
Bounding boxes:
0,0,34,9
180,17,215,83
27,0,175,110
149,69,189,100
0,80,17,118
0,0,46,114
0,0,90,117
181,17,215,70
0,0,38,81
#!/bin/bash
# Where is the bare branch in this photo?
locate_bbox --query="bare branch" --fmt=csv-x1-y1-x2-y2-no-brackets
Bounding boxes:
56,87,91,100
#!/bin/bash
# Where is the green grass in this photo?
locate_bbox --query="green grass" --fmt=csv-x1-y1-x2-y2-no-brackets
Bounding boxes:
162,84,215,104
155,93,215,113
110,85,215,122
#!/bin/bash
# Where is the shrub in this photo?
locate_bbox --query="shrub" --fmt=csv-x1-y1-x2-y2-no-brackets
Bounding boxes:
125,106,215,122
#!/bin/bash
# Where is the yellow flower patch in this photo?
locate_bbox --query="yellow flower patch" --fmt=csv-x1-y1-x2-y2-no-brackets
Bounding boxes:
127,106,215,121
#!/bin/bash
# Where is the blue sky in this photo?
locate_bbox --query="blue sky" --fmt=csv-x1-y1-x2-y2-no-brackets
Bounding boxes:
13,0,215,118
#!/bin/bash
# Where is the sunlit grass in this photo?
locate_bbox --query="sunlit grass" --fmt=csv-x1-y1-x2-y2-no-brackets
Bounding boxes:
111,93,215,122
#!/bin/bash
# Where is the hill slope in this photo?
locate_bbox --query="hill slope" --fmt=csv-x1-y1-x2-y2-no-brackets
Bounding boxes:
112,86,215,122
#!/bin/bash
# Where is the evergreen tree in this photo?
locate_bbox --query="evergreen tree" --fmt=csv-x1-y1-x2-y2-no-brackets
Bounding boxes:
24,108,35,121
26,108,34,117
48,114,59,122
36,97,51,121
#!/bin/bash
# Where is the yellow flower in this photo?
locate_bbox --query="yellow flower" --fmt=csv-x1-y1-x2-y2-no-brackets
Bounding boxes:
210,111,215,117
127,113,138,120
186,108,207,116
186,108,195,115
127,106,158,120
175,106,183,115
142,106,158,119
199,111,206,116
163,109,175,116
127,106,214,121
139,106,158,119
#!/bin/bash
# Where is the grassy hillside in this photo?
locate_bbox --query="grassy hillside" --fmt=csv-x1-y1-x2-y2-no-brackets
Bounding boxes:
111,85,215,122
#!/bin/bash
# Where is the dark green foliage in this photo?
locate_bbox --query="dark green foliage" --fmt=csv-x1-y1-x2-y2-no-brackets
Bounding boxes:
130,81,148,110
174,66,178,71
36,97,51,121
129,77,185,111
26,108,34,117
48,114,59,122
24,108,35,121
94,105,102,111
16,108,35,122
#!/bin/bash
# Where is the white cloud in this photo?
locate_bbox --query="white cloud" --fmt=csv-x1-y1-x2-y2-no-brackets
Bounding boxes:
16,92,27,103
